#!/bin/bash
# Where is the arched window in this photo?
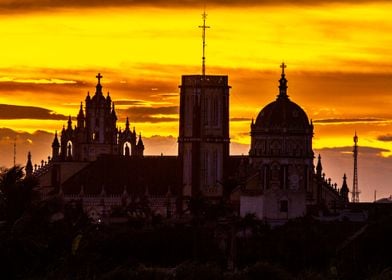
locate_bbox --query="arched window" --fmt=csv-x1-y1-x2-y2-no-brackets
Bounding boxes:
123,142,131,156
67,140,73,157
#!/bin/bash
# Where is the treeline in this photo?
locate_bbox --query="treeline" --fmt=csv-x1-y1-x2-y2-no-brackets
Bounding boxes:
0,167,392,279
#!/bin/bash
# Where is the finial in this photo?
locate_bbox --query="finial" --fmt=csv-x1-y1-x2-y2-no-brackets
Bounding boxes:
280,62,287,75
278,63,288,98
199,10,210,77
96,73,103,84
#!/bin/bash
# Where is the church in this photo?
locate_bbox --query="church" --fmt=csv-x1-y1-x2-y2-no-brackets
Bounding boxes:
234,63,349,220
28,65,349,222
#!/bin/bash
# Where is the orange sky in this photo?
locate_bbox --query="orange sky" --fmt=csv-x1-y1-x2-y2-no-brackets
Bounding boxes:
0,1,392,201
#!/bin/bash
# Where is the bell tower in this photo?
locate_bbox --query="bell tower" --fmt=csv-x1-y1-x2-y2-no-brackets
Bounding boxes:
178,12,231,200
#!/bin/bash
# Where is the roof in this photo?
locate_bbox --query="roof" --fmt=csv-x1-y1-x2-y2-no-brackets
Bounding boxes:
61,155,180,196
253,97,311,133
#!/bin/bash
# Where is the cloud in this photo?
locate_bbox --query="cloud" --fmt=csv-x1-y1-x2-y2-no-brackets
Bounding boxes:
0,104,68,120
0,0,380,13
230,117,251,122
313,118,387,124
113,100,147,106
117,105,178,123
0,128,53,168
377,134,392,142
316,146,390,155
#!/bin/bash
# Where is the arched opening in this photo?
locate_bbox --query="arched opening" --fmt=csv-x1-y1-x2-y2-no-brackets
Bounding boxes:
123,142,131,156
67,140,73,158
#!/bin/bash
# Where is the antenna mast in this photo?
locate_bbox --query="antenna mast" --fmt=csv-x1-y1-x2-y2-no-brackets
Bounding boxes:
352,132,360,202
199,10,210,76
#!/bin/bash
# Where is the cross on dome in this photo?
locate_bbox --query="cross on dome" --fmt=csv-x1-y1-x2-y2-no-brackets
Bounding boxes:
280,62,287,75
96,73,103,84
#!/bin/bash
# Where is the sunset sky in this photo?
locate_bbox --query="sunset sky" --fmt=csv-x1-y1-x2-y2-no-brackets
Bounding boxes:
0,0,392,201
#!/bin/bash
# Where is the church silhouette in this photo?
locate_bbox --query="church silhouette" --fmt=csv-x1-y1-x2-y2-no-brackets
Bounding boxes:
27,64,348,222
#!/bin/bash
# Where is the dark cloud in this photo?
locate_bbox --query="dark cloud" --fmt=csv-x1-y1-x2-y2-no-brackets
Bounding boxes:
377,134,392,142
117,106,179,123
0,104,68,120
316,146,390,155
0,0,381,13
113,100,146,106
313,118,386,124
230,117,251,122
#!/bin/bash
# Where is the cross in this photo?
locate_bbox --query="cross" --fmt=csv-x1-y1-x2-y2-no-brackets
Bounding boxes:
96,73,103,84
280,62,287,74
199,11,210,76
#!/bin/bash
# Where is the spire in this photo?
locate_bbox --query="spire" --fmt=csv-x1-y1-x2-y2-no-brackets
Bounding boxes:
26,151,33,177
52,131,60,161
77,102,84,119
278,62,288,98
111,102,117,120
341,173,349,202
316,154,322,176
137,133,144,147
86,91,91,102
67,115,72,129
125,117,130,130
199,10,210,76
52,131,60,148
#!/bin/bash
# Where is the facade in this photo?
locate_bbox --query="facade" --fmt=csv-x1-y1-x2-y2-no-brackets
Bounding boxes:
239,64,348,220
29,67,349,222
178,75,230,199
31,74,178,220
54,73,144,163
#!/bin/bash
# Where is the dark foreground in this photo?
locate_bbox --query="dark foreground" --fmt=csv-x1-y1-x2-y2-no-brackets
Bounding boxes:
1,197,392,280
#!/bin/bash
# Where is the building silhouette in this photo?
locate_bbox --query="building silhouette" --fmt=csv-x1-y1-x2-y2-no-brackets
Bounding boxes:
178,75,230,199
29,65,349,222
234,64,349,220
55,73,144,162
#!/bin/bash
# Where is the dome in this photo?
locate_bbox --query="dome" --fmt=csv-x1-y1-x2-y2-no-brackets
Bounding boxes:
254,97,310,132
253,64,311,133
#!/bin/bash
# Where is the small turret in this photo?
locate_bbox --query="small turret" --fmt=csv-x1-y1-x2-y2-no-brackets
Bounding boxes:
85,91,91,102
125,117,130,131
67,115,72,130
77,102,85,128
136,133,145,157
52,131,60,161
340,173,349,203
111,102,117,121
25,151,33,177
316,154,322,177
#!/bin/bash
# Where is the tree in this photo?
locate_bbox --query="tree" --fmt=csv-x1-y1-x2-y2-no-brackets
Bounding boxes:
0,165,38,223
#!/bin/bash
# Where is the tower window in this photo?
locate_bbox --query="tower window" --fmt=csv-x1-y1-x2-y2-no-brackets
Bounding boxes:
280,200,288,212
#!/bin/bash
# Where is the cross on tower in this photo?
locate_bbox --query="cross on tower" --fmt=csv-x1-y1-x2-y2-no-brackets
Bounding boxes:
280,62,287,75
96,73,103,84
199,11,210,76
